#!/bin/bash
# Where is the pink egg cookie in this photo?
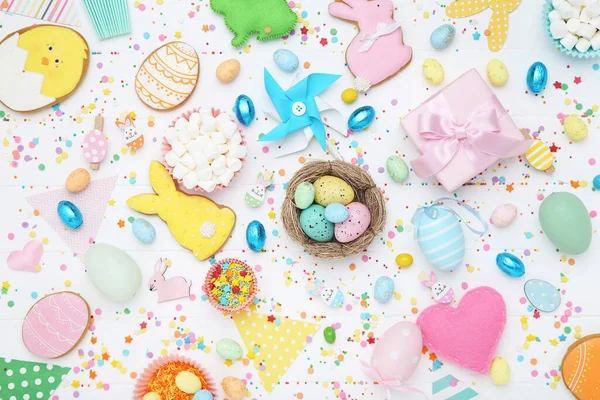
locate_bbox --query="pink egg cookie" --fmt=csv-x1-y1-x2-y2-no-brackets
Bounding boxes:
334,202,371,243
22,292,90,359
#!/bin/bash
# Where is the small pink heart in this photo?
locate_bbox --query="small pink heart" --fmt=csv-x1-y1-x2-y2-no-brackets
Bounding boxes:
417,286,506,374
6,240,44,273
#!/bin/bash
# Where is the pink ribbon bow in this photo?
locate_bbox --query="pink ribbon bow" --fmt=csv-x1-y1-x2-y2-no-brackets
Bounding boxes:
411,94,531,178
359,361,428,399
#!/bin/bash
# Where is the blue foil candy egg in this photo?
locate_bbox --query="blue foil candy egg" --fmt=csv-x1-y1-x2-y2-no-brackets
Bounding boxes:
246,220,266,252
233,94,255,126
57,200,83,229
526,62,548,94
348,106,376,132
374,276,394,304
524,279,561,312
496,252,525,277
132,218,156,244
430,24,456,49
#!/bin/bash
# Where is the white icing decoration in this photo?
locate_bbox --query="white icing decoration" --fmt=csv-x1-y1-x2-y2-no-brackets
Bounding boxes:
359,21,402,52
200,222,216,240
354,76,372,93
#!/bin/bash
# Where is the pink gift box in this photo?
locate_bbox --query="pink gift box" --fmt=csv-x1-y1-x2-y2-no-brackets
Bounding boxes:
401,69,532,192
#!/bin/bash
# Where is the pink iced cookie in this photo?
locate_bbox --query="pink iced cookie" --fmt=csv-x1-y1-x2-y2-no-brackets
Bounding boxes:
22,292,90,359
334,202,371,243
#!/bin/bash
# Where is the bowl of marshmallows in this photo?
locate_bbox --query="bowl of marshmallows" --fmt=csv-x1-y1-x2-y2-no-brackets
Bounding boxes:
545,0,600,57
162,107,248,192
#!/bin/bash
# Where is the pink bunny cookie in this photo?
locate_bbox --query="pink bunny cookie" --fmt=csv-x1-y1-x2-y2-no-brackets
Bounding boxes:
149,258,191,303
329,0,412,92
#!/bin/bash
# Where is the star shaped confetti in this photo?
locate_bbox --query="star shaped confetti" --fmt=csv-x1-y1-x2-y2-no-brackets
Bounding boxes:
473,31,481,40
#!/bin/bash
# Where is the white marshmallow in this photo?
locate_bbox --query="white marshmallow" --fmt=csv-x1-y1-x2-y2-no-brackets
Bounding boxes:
182,170,199,189
180,153,196,169
177,129,191,144
561,32,580,49
567,18,581,33
165,127,178,143
187,124,200,138
228,144,247,159
190,151,209,169
175,118,189,131
172,163,189,179
211,155,227,176
576,37,592,51
577,22,597,38
188,113,202,127
591,30,600,49
549,9,563,21
202,143,220,160
230,133,243,145
226,156,243,172
197,167,213,181
216,113,238,138
553,0,566,8
211,131,226,145
590,15,600,28
579,7,592,22
171,140,187,157
218,144,229,154
550,20,569,38
586,2,600,16
559,2,579,18
164,150,180,167
200,115,217,133
198,179,217,192
219,169,235,186
570,0,584,7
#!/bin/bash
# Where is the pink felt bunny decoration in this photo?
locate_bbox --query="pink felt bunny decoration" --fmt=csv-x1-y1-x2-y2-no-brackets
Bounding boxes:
329,0,412,92
149,258,191,303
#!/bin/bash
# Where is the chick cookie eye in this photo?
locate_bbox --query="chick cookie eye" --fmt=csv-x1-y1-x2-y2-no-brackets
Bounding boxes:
54,59,61,65
48,46,54,52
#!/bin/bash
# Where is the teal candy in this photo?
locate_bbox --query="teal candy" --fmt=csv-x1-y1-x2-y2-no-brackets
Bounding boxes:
246,220,266,252
216,338,244,360
132,218,156,244
324,203,349,223
233,94,255,126
386,155,409,183
299,204,334,242
594,174,600,190
374,276,394,303
348,106,375,131
57,201,83,229
294,182,315,209
496,253,525,277
539,192,592,255
192,390,214,400
430,24,456,49
526,62,548,94
273,49,299,72
415,207,464,272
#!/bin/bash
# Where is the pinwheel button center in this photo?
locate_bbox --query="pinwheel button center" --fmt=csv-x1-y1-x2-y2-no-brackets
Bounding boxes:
292,101,307,116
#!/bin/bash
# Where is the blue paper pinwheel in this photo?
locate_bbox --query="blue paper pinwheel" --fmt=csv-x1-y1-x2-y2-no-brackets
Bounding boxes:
259,68,341,152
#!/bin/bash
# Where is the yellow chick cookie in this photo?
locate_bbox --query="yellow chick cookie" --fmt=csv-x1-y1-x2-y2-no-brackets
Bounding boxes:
127,161,236,261
0,25,89,112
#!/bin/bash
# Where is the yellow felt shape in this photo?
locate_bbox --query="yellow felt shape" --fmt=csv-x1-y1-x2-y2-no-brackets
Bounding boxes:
127,161,235,261
446,0,521,52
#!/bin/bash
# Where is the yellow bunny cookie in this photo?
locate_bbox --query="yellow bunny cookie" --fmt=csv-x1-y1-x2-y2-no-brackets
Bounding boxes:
446,0,521,52
127,161,235,261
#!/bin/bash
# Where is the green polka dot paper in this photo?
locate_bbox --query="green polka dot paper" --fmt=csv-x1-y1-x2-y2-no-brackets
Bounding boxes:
0,358,70,400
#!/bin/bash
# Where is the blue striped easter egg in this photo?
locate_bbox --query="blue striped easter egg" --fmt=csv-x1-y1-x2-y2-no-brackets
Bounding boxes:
416,207,465,272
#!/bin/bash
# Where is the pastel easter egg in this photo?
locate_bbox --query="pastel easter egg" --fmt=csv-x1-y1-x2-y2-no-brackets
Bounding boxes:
423,58,444,85
246,220,266,252
233,94,255,126
216,338,244,360
334,202,371,243
489,357,511,385
526,61,548,94
525,140,555,171
374,276,394,304
496,252,525,277
294,182,315,209
192,390,214,400
487,59,509,87
564,113,588,142
594,174,600,190
562,335,600,399
221,376,247,400
325,203,349,223
323,326,336,344
415,206,464,272
395,253,413,268
348,106,376,131
22,292,90,358
341,88,358,104
490,204,517,228
176,371,202,394
57,200,83,229
300,204,334,242
142,393,162,400
65,168,90,193
216,59,241,83
85,243,142,302
273,49,299,72
135,42,199,110
539,192,592,254
132,218,156,244
313,176,355,207
430,24,456,49
524,279,561,312
386,155,409,183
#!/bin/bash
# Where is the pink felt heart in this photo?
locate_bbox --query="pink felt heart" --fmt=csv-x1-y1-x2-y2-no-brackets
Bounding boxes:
416,286,506,374
6,240,43,273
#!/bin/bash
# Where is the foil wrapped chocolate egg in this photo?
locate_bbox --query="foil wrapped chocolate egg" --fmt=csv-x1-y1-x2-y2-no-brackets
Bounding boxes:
233,94,255,126
246,220,266,252
496,252,525,277
57,200,83,229
526,62,548,94
348,106,375,131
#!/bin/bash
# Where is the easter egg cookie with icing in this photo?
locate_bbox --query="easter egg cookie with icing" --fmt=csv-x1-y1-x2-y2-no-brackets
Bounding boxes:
562,334,600,399
0,25,89,113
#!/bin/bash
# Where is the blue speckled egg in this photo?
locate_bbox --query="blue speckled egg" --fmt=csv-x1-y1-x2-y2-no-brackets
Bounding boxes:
324,203,349,223
192,390,214,400
273,49,299,72
299,204,334,242
132,218,156,244
430,24,456,49
233,94,255,126
524,279,561,312
374,276,394,303
57,200,83,229
348,106,376,131
496,252,525,277
246,220,266,252
526,62,548,94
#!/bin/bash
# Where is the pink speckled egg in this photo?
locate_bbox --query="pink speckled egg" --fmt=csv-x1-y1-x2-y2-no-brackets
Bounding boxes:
334,202,371,243
22,292,90,359
490,203,518,228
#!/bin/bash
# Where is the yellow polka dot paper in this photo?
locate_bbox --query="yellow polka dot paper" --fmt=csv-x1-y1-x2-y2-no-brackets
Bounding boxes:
0,357,71,399
446,0,522,52
233,310,320,393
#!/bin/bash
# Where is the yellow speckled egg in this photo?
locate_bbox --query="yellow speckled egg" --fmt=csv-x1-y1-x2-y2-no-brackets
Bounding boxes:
487,59,509,87
65,168,91,193
341,88,358,104
216,59,241,83
564,114,588,142
395,253,413,268
313,176,355,207
142,393,161,400
489,357,511,385
175,371,202,394
423,58,444,85
221,376,247,400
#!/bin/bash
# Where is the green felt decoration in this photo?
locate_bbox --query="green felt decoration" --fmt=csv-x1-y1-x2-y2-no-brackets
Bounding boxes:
0,358,71,399
211,0,298,47
82,0,131,40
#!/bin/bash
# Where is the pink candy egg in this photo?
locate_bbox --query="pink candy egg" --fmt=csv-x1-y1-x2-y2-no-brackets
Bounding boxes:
490,203,517,228
334,202,371,243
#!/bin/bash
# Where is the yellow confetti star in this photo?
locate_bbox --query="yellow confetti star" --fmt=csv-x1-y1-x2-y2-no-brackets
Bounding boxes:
174,31,182,39
110,359,120,368
89,103,96,110
96,381,104,389
520,316,528,324
108,199,116,206
268,211,276,219
526,334,536,342
71,380,80,388
1,281,9,290
549,339,559,346
129,111,137,119
103,88,111,95
224,359,233,367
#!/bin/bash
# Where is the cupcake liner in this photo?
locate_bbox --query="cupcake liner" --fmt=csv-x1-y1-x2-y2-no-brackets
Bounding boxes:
161,107,247,193
82,0,131,40
543,0,600,59
204,258,258,314
133,354,218,400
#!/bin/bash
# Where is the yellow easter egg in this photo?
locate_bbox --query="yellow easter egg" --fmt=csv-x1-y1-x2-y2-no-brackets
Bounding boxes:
221,376,247,400
489,357,511,385
487,59,509,87
175,371,202,394
395,253,413,268
216,59,241,83
313,176,355,207
142,393,161,400
341,88,358,104
564,114,588,142
65,168,91,193
423,58,444,85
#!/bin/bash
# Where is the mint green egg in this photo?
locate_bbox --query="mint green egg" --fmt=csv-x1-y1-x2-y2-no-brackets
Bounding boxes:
216,338,244,360
386,155,409,183
294,182,315,210
539,192,592,255
300,204,334,242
